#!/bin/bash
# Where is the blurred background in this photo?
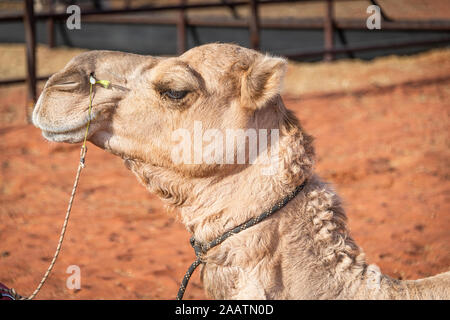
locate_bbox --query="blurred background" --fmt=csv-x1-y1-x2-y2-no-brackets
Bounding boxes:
0,0,449,299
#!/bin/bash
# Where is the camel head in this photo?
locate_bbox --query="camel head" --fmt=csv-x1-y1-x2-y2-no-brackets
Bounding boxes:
33,44,293,180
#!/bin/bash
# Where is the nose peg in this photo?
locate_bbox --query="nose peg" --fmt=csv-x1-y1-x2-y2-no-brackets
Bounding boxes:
89,74,111,89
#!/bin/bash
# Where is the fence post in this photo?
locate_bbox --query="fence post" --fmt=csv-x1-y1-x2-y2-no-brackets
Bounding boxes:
177,0,187,55
47,0,55,48
249,0,260,50
24,0,37,122
324,0,335,61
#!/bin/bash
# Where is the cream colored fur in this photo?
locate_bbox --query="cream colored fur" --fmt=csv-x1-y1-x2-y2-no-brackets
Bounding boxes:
32,43,449,299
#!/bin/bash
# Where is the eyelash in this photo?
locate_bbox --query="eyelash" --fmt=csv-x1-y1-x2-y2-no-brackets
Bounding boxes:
162,89,189,100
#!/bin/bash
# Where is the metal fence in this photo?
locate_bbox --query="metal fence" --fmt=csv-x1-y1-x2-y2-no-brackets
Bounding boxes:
0,0,449,110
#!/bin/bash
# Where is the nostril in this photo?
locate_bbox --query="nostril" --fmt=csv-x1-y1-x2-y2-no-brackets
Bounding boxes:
51,81,80,91
47,69,86,91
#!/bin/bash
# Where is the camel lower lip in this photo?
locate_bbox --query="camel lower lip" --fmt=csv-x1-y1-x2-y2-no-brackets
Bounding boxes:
40,114,98,134
42,124,90,143
43,124,86,135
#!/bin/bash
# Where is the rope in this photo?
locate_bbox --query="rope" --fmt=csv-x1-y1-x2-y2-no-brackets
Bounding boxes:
176,258,202,300
176,180,307,300
0,75,110,300
24,145,87,300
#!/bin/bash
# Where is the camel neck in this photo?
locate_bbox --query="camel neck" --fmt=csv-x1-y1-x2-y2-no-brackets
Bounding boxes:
190,180,308,258
178,124,315,245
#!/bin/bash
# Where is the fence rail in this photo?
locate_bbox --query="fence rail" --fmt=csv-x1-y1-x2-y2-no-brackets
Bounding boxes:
0,0,449,116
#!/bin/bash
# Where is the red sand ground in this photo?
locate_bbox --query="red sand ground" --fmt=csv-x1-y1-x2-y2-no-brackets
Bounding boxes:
0,59,449,299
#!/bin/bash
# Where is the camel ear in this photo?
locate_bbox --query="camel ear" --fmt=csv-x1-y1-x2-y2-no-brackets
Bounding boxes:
241,54,287,109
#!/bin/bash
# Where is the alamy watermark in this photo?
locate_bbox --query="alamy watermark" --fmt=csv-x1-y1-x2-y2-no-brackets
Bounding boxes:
63,4,380,32
66,5,81,30
366,5,382,30
366,264,381,290
66,265,81,290
171,121,280,176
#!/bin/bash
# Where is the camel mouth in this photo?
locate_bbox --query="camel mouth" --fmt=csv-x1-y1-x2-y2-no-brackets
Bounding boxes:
33,97,101,143
41,124,90,143
39,113,100,143
42,119,89,134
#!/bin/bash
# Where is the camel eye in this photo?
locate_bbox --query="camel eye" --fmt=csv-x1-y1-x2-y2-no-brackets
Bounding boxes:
162,89,189,100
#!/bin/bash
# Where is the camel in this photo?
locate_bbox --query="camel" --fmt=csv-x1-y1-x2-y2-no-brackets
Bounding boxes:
32,43,449,299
